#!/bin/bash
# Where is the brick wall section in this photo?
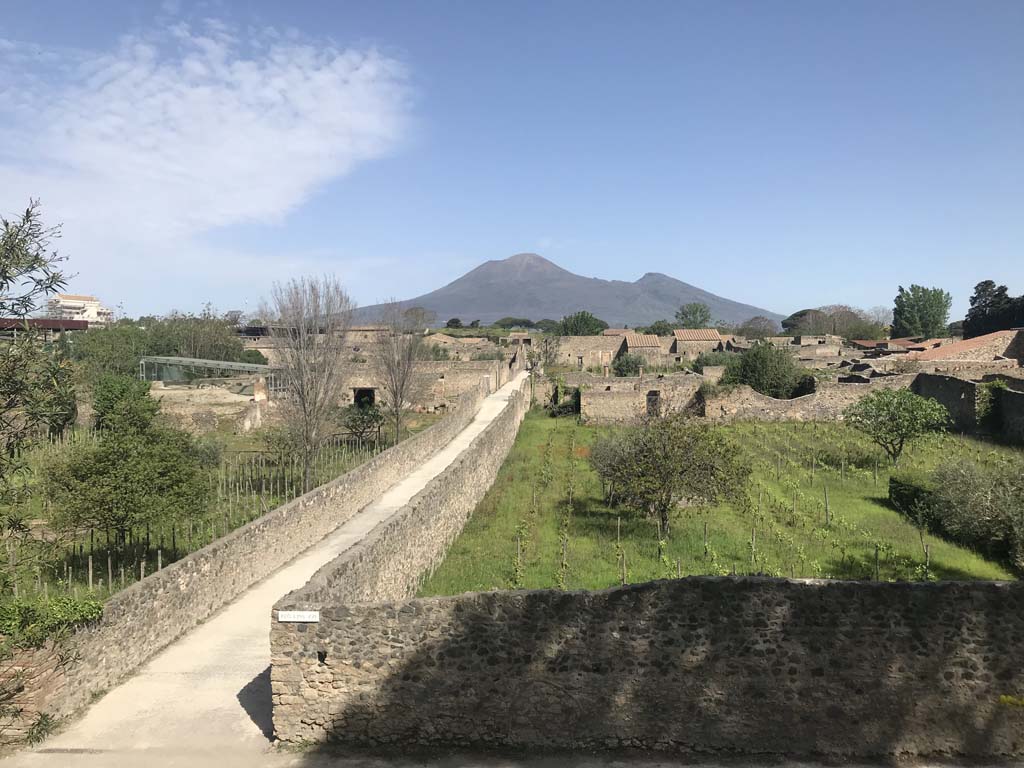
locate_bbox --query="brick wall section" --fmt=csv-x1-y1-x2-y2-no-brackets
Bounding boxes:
18,377,498,724
271,384,530,736
703,375,916,422
912,373,978,431
997,387,1024,444
269,577,1024,757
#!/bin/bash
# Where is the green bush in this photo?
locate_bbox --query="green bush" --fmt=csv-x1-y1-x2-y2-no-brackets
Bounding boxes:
976,378,1009,427
0,596,104,647
720,342,807,399
693,350,740,374
91,374,160,432
888,471,936,521
612,353,645,377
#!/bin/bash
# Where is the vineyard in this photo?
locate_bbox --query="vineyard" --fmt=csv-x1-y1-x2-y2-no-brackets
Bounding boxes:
418,410,1019,596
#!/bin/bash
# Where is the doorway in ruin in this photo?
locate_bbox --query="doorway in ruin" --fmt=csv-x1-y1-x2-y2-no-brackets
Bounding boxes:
646,390,661,417
353,388,376,407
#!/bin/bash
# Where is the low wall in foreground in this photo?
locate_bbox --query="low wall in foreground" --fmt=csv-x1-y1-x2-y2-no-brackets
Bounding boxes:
271,381,530,740
11,378,496,733
270,577,1024,758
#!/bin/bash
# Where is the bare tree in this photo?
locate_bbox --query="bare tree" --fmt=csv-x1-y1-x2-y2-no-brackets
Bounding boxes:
373,300,426,444
268,276,354,493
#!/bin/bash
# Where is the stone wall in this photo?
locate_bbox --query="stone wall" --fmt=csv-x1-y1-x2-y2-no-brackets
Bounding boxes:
997,386,1024,444
269,576,1024,758
18,378,495,725
271,383,531,740
912,373,978,431
556,336,624,370
581,376,702,424
703,375,916,422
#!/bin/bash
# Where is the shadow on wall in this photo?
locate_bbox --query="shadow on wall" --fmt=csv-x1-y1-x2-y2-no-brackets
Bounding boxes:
290,578,1024,760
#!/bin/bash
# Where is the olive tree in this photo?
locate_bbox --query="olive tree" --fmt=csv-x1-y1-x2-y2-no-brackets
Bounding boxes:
589,411,750,534
844,388,948,466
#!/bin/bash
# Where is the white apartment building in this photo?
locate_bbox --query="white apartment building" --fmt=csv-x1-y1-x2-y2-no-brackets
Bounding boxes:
47,294,115,325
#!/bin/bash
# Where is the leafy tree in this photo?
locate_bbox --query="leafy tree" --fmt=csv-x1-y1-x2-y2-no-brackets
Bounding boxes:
612,353,645,377
494,317,533,329
91,374,160,432
782,305,884,339
962,280,1023,338
675,302,712,329
468,319,480,328
721,342,812,399
693,350,741,374
844,389,948,466
638,319,673,336
892,285,952,339
558,311,609,336
534,319,560,334
735,316,777,339
445,317,463,329
590,412,750,534
339,403,385,443
45,425,211,548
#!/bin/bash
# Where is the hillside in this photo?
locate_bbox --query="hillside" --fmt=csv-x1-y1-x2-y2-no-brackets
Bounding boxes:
356,253,781,326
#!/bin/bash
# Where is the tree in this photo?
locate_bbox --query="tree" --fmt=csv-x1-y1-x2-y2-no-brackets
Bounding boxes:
402,306,436,330
963,280,1020,338
639,319,673,336
558,311,608,336
373,301,426,444
613,353,645,377
91,374,160,432
339,403,384,444
268,276,355,493
735,316,777,339
721,342,812,399
590,411,750,534
892,285,952,339
534,319,560,334
675,302,712,329
445,318,463,329
494,317,533,329
468,319,480,328
844,389,948,466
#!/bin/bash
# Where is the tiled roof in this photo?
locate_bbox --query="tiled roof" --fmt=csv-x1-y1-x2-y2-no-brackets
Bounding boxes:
910,329,1019,361
625,333,661,348
602,329,630,336
673,328,722,342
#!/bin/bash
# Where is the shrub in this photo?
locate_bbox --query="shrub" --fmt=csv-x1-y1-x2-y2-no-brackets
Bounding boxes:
693,350,740,374
845,388,948,465
976,378,1009,427
721,342,806,399
612,353,645,377
239,349,268,365
0,596,104,647
91,374,160,432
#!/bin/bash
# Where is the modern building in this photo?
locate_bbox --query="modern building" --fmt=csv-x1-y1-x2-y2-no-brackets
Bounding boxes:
46,294,114,325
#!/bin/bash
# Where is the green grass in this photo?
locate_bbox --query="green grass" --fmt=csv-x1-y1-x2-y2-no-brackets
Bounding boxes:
418,412,1018,596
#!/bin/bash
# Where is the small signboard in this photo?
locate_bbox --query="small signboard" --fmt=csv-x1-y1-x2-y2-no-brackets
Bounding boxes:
278,610,320,623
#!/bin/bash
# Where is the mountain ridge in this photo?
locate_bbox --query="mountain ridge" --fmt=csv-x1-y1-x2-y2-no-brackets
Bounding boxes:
357,253,781,327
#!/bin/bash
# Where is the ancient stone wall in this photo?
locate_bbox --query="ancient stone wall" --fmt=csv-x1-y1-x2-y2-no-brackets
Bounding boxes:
703,375,916,422
20,379,494,724
556,336,624,370
912,373,978,431
270,577,1024,758
581,377,702,424
997,386,1024,444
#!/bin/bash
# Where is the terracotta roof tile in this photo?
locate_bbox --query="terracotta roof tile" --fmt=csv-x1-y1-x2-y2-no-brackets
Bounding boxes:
673,328,722,342
602,329,630,336
625,333,661,348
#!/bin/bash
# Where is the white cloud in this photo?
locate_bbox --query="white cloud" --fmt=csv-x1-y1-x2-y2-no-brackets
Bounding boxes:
0,18,411,314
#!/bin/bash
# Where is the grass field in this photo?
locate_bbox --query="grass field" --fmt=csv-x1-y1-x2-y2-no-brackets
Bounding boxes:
418,411,1018,596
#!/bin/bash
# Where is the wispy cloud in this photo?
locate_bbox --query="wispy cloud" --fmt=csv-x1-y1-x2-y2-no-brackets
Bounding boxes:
0,17,411,314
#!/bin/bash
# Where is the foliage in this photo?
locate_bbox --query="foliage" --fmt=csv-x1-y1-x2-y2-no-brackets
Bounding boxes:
91,374,160,432
557,311,608,336
374,301,427,444
612,353,645,377
720,342,812,399
674,302,712,329
735,316,778,339
891,461,1024,570
892,285,952,339
590,411,750,534
0,201,65,318
976,378,1009,427
421,344,451,360
693,350,741,374
0,596,104,646
963,280,1024,338
781,305,885,340
471,350,506,361
445,317,463,329
44,423,212,545
844,389,948,466
637,319,673,336
339,404,385,443
494,317,533,328
534,319,560,334
468,319,480,328
239,349,268,365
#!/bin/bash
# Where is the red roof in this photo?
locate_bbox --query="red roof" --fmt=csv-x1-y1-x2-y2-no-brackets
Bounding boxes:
625,333,661,348
673,328,721,342
911,329,1020,361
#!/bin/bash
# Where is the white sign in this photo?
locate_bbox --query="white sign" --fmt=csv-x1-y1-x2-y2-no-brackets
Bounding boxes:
278,610,320,623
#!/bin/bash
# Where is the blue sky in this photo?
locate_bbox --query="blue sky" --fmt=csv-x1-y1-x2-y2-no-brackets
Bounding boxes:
1,1,1021,321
